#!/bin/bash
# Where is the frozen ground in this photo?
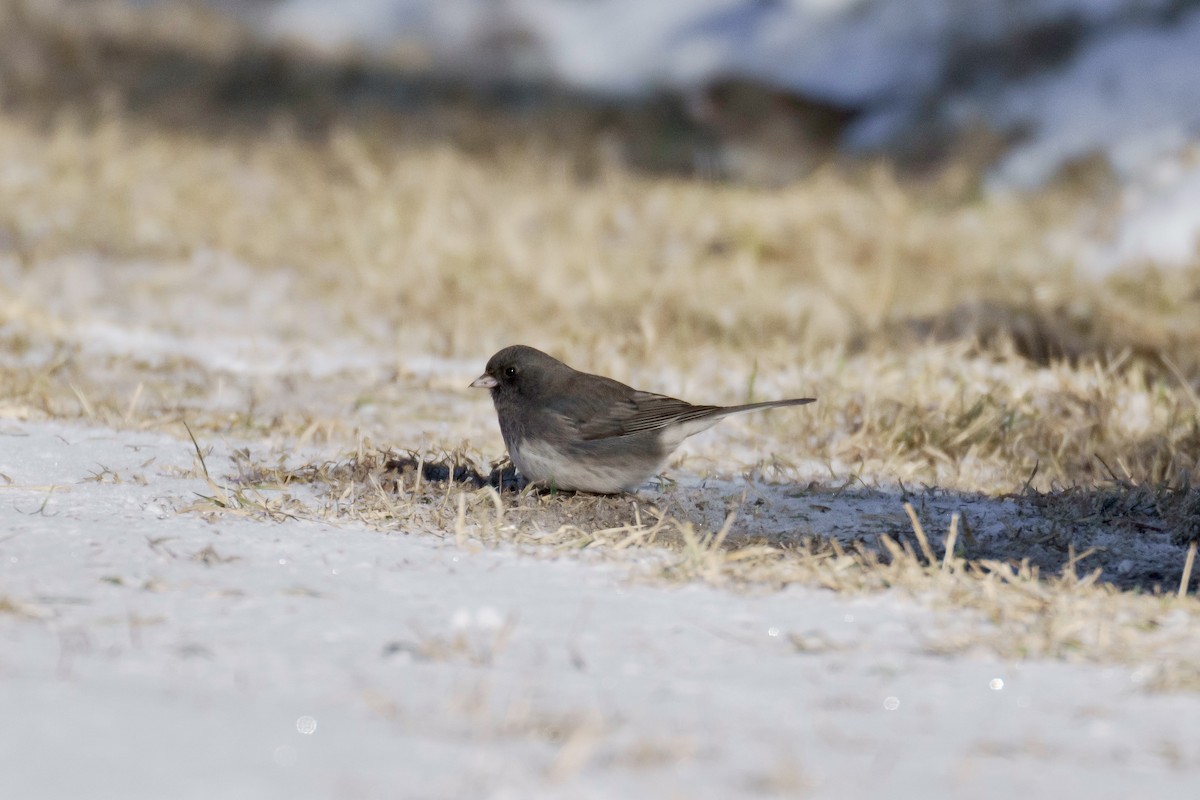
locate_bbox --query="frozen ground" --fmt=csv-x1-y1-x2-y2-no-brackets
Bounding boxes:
0,183,1198,793
3,419,1200,800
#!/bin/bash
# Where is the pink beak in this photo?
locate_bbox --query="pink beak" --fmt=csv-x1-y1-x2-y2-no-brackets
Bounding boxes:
470,374,498,389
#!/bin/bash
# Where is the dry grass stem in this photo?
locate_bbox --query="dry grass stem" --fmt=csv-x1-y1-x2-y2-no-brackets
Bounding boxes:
1181,541,1198,599
942,513,960,573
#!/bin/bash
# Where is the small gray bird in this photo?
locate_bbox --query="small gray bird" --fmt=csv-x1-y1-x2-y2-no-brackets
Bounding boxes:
470,345,815,494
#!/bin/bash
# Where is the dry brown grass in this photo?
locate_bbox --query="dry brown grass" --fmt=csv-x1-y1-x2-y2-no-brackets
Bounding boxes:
3,0,1200,681
2,1,1198,371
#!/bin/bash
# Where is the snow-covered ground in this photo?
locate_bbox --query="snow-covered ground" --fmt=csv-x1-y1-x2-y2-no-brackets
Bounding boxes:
1,247,1198,797
4,419,1200,799
261,0,1200,272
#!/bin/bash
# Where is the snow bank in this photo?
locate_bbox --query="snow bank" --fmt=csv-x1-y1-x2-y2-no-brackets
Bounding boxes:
987,7,1200,187
261,0,1200,271
4,419,1200,798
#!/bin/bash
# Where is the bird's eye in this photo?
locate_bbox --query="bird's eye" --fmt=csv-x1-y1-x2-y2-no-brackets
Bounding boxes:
504,366,517,378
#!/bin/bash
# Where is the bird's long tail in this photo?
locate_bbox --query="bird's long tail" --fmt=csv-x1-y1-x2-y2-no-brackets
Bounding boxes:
718,397,817,416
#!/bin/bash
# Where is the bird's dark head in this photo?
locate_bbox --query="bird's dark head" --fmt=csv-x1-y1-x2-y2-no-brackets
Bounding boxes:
469,345,567,400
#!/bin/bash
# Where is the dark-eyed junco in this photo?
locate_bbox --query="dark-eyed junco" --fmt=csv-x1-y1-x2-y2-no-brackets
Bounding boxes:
470,345,815,493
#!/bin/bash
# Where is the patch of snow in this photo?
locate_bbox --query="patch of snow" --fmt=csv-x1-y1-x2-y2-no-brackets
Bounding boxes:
2,419,1200,797
1082,154,1200,273
987,8,1200,188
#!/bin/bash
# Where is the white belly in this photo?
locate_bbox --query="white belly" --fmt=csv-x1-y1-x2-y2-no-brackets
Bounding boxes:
510,439,658,494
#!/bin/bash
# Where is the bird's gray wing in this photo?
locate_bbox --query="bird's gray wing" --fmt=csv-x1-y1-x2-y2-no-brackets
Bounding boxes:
575,391,721,441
